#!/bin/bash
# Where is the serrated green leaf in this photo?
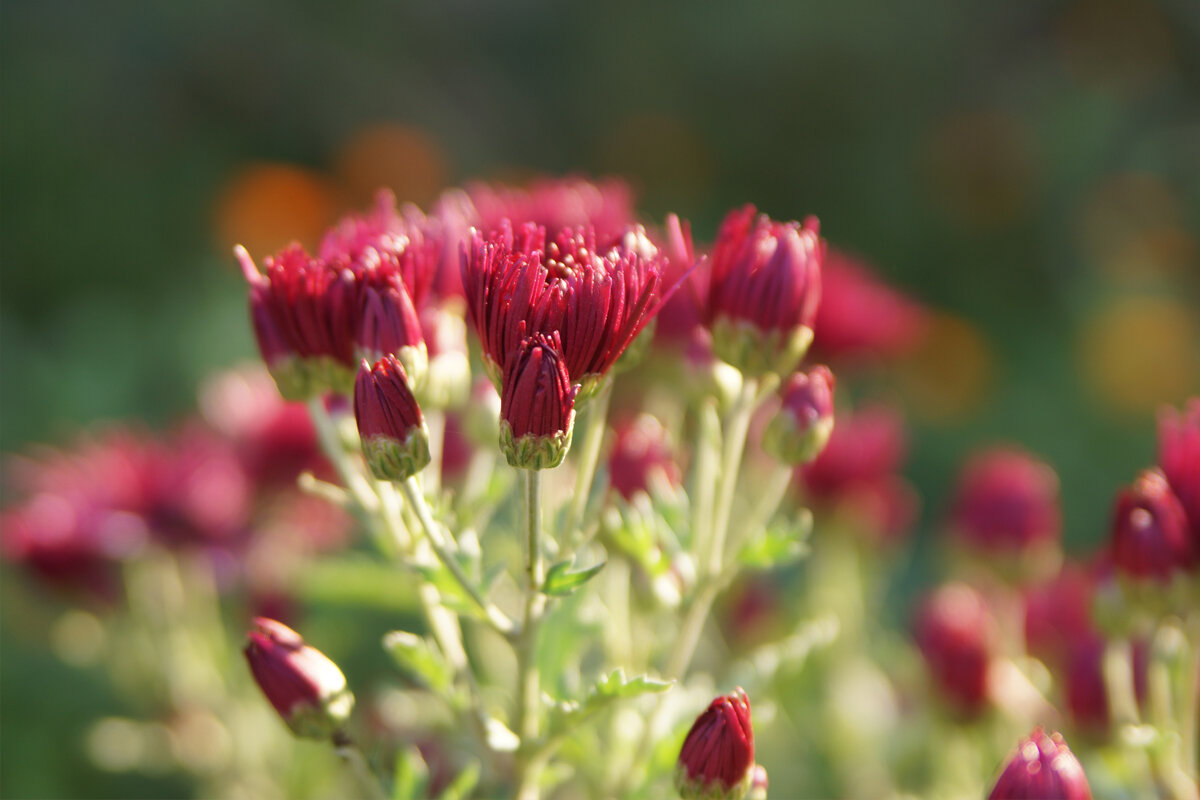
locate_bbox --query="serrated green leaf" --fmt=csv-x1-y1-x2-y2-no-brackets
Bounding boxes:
585,668,672,708
392,745,430,800
738,509,812,569
383,631,454,694
542,559,607,596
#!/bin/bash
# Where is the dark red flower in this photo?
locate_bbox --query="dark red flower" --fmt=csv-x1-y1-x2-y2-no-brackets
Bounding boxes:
913,582,996,716
354,356,430,482
705,205,823,376
1023,562,1099,667
1157,398,1200,546
764,366,836,464
809,249,928,364
499,332,578,470
676,688,755,799
244,617,354,739
988,728,1092,800
948,447,1061,557
462,221,667,394
1109,468,1194,581
607,415,681,501
318,189,441,309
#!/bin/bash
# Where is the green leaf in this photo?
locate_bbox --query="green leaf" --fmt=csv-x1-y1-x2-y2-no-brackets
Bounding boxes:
584,668,672,709
737,508,812,569
382,631,454,694
542,559,607,596
392,745,430,800
435,761,481,800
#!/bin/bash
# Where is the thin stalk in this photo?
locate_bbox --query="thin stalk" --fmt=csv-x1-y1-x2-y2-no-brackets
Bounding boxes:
1181,614,1199,780
707,377,760,577
515,469,548,800
306,398,377,511
690,398,721,569
398,477,515,637
424,407,446,497
562,381,612,545
332,732,389,800
729,462,795,559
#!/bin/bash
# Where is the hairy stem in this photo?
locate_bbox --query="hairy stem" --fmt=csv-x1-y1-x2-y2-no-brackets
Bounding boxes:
707,377,760,576
515,469,548,800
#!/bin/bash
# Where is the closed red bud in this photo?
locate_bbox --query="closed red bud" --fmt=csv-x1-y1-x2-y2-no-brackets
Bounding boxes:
1109,468,1193,582
706,205,823,377
354,356,430,482
764,366,835,464
949,447,1061,558
913,582,996,716
244,617,354,739
608,415,681,501
499,332,578,470
676,688,755,800
988,728,1092,800
1156,398,1200,552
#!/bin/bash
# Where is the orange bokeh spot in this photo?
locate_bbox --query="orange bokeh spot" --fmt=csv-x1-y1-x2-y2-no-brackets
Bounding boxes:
334,123,447,209
895,312,994,424
214,163,336,258
1076,172,1195,283
1077,295,1200,416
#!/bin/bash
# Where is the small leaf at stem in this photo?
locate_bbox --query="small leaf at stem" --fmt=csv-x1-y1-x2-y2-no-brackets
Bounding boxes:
542,559,607,596
392,745,430,800
382,631,454,694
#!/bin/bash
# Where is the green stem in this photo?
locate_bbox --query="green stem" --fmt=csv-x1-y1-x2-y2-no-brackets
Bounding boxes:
424,407,446,497
332,732,389,800
1181,615,1199,781
398,477,515,637
708,376,760,577
515,469,548,800
690,398,721,568
728,462,794,559
562,380,612,546
306,398,378,512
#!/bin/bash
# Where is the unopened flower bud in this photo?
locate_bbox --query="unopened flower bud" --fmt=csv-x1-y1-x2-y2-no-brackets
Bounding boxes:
913,582,996,716
764,366,835,464
1109,468,1193,582
354,356,431,482
356,282,428,391
706,206,823,377
747,765,768,800
949,447,1061,559
244,617,354,739
988,727,1092,800
675,688,755,800
499,333,578,470
1157,398,1200,546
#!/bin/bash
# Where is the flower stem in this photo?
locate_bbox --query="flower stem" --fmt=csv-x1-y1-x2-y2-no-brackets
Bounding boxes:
515,468,548,800
562,380,612,545
306,398,378,512
708,376,760,577
332,731,389,800
399,477,515,637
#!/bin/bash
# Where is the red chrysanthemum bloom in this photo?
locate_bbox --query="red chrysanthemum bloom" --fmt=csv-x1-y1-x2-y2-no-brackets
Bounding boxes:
607,415,681,501
705,205,823,376
499,332,578,470
354,356,430,482
463,221,667,396
988,728,1092,800
1157,398,1200,546
913,582,996,716
675,688,755,800
764,366,836,464
1109,468,1194,581
462,176,636,243
809,248,928,364
318,189,442,308
948,447,1061,558
244,617,354,739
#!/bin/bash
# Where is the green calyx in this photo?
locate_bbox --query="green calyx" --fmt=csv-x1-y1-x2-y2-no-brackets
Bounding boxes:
499,421,574,470
361,425,432,483
710,317,814,379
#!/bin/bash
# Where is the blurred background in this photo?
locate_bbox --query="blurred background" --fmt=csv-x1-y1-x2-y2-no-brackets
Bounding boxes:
2,0,1198,796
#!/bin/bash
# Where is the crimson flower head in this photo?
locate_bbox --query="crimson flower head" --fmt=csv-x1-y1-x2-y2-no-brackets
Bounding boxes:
764,366,836,464
318,189,441,309
354,356,430,482
244,617,354,739
948,447,1061,561
706,205,823,377
237,240,427,399
608,415,681,501
988,728,1092,800
913,582,996,716
462,175,636,243
462,220,667,397
1109,468,1194,582
1157,398,1200,546
499,332,579,470
675,688,755,800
